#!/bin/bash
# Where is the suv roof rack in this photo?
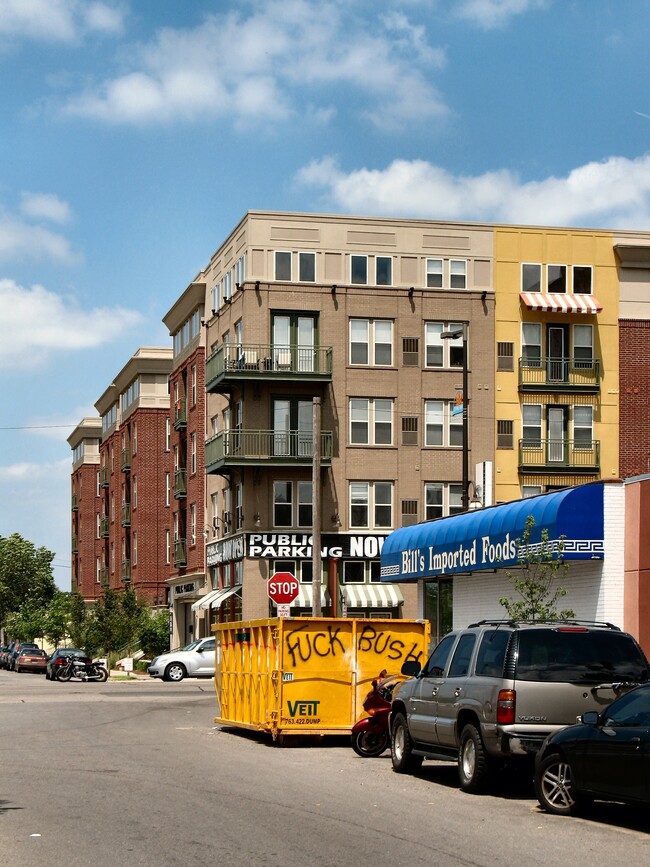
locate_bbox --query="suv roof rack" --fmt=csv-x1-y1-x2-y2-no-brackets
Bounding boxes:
467,618,621,631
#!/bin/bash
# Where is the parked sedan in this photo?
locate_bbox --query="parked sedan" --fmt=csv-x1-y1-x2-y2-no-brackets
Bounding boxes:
535,682,650,815
15,647,48,674
8,641,39,671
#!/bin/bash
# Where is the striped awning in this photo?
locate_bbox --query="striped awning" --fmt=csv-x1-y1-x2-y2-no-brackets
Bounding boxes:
191,585,241,611
295,584,330,608
342,583,404,608
520,292,602,313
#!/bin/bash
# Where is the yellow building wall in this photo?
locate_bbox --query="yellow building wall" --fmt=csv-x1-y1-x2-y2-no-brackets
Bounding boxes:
494,227,619,503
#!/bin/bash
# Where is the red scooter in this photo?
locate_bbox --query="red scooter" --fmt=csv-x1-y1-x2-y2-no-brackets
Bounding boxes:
351,670,402,757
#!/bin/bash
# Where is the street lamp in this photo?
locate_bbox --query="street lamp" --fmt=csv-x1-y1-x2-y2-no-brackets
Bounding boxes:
440,324,470,511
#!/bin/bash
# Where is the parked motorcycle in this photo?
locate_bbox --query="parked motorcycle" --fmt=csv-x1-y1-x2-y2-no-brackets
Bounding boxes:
351,670,402,757
56,655,109,682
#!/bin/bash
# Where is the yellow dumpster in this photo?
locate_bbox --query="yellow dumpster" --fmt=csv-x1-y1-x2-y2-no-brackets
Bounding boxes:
213,617,430,740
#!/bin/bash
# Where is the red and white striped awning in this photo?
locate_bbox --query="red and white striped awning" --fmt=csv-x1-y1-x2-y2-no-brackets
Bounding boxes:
520,292,602,314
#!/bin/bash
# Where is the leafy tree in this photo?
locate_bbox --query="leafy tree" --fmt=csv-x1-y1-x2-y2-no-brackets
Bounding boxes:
44,590,73,647
68,592,91,650
86,587,149,654
137,610,171,658
499,515,575,621
0,533,56,631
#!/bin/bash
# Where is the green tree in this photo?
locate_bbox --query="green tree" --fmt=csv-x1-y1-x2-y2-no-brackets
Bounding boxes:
3,596,47,643
44,590,72,647
499,515,575,621
68,592,91,651
137,610,171,658
0,533,56,631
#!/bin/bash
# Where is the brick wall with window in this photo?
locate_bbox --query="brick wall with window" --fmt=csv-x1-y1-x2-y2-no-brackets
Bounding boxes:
620,319,650,477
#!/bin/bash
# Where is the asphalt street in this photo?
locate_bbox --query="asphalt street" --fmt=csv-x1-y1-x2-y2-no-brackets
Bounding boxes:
0,670,648,867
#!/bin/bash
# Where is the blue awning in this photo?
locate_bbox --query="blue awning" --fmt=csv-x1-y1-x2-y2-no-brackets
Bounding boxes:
381,483,605,583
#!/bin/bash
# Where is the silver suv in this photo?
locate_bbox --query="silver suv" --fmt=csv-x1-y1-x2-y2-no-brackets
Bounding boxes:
147,637,215,682
390,620,650,792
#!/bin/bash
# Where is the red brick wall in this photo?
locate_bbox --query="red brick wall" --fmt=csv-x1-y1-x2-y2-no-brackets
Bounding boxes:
620,320,650,477
71,463,102,599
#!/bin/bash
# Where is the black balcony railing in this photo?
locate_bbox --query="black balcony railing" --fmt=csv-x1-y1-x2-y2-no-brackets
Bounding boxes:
121,446,131,472
100,466,109,488
121,559,131,582
174,468,187,499
174,538,187,568
206,343,333,391
121,503,131,527
518,438,600,473
71,493,78,512
174,397,187,430
205,429,333,473
519,357,600,392
100,517,110,538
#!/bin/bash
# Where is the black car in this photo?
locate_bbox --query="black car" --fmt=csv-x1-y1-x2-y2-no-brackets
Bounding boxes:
46,647,88,680
535,683,650,815
8,641,39,671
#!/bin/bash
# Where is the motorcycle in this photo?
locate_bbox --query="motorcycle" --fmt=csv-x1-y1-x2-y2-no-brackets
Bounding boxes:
351,670,402,757
55,655,109,683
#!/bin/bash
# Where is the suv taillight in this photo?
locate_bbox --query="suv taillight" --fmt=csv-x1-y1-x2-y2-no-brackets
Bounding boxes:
497,689,516,724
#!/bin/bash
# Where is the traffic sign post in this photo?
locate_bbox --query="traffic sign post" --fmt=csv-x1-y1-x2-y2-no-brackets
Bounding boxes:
267,572,300,607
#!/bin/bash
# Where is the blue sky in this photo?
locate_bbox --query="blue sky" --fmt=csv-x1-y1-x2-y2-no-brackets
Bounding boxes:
2,0,650,590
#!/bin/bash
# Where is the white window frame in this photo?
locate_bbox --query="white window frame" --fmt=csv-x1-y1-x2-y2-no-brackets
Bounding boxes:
425,321,464,369
190,432,196,475
424,482,463,519
190,503,196,546
424,401,463,447
191,365,197,406
450,259,467,289
573,324,593,367
522,322,542,366
349,398,393,446
165,472,170,507
547,263,567,293
573,405,593,449
349,318,393,367
426,258,443,288
349,481,393,530
165,530,170,565
572,264,592,295
522,404,543,445
522,485,543,498
376,256,392,286
522,262,542,294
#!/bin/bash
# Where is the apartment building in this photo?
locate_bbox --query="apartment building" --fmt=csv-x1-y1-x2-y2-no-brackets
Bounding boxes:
162,285,212,644
93,348,173,606
493,226,620,503
68,417,103,598
195,211,496,641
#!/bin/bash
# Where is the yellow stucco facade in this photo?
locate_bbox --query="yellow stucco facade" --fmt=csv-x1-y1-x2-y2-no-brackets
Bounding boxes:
494,226,619,503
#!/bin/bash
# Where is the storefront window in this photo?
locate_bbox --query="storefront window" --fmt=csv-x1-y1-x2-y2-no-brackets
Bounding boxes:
424,579,453,647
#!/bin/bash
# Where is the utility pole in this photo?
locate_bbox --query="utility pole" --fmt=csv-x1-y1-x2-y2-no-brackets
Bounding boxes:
312,396,322,616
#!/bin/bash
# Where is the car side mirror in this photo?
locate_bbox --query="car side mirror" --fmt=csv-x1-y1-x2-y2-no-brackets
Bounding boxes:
581,711,599,725
401,660,421,677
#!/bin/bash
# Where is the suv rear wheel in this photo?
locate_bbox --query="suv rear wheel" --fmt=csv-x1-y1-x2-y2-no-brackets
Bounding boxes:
391,712,423,774
458,723,491,793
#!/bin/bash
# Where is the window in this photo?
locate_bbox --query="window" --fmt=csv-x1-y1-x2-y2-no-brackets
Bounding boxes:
426,258,443,288
573,265,592,294
522,485,542,498
297,482,313,527
497,420,514,449
448,633,476,677
497,342,514,372
424,633,456,677
299,252,315,282
349,319,393,366
425,401,463,447
350,481,393,529
343,561,365,583
273,482,292,527
475,630,510,678
349,398,393,445
235,254,246,287
190,433,196,474
133,422,138,454
165,417,170,451
573,405,593,448
190,504,196,546
425,483,462,518
275,251,291,281
191,365,197,406
522,263,541,293
133,476,137,510
376,256,392,286
522,322,542,367
573,325,593,367
165,473,170,507
351,255,368,284
522,405,542,446
547,264,566,293
132,532,137,567
425,322,464,368
401,416,418,446
450,260,467,289
223,270,232,301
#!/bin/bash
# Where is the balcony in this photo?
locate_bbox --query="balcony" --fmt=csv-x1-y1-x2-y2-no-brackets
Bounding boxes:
174,397,187,431
121,559,131,583
71,493,78,512
121,446,131,472
205,429,333,475
174,468,187,499
99,566,109,586
100,517,110,538
519,357,601,392
174,538,187,568
206,344,333,393
518,439,600,474
121,503,131,527
99,466,109,488
71,535,78,554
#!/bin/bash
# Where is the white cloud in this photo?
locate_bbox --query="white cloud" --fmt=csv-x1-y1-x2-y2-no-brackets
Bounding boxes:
455,0,550,30
296,153,650,229
0,211,77,264
0,0,124,43
62,1,447,129
20,192,72,224
0,278,143,370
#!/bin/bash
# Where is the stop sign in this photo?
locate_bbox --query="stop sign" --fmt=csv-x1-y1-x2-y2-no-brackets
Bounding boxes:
267,572,300,605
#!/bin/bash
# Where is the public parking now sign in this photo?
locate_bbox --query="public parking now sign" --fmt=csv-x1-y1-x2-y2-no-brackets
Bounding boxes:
267,572,300,605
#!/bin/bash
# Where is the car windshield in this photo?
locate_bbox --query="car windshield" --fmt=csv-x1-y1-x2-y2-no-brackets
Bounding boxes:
516,630,650,683
181,640,202,651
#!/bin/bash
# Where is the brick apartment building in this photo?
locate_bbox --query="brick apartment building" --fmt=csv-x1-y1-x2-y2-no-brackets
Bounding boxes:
69,417,102,598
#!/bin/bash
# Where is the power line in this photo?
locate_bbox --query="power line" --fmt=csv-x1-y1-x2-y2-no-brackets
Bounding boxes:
0,424,77,430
